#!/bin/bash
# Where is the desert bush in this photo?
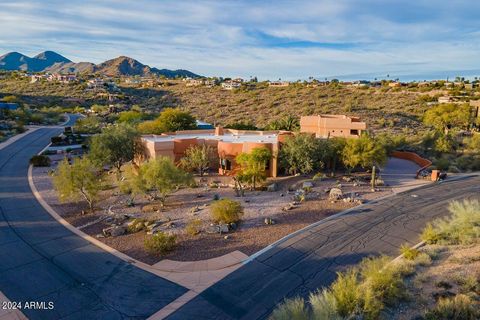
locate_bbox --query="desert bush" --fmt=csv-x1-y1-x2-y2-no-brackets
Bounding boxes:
210,198,243,223
185,219,202,236
29,155,51,167
269,297,308,320
415,252,433,266
144,232,176,255
421,199,480,245
309,289,341,320
400,244,420,260
127,218,146,233
424,294,478,320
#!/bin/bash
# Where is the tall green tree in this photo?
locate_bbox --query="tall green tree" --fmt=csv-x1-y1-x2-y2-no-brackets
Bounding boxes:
235,147,271,189
280,134,323,175
137,108,196,134
179,144,216,176
423,103,472,134
52,157,103,211
136,157,193,207
342,134,387,171
89,124,142,173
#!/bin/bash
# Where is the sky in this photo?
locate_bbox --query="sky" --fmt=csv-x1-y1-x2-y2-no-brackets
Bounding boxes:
1,0,480,80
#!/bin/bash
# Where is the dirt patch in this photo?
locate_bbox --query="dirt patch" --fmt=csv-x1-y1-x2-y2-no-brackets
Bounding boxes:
33,161,392,264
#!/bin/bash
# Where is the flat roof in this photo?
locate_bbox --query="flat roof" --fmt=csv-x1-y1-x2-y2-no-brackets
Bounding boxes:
142,133,278,144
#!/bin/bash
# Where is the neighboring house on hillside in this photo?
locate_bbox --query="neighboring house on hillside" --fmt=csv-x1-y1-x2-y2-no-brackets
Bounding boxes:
48,74,77,83
195,120,214,129
185,78,204,87
438,96,455,104
268,81,290,87
221,80,241,90
300,114,367,138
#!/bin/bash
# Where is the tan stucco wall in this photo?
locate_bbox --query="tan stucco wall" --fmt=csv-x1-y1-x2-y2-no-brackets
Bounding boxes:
300,115,367,138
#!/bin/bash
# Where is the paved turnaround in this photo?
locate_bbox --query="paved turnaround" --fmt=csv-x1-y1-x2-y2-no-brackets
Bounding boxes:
167,175,480,320
0,123,187,319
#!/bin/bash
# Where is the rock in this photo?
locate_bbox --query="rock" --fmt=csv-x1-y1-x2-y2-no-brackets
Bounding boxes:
267,183,279,192
96,233,105,238
329,187,343,200
110,225,126,237
224,235,230,240
302,181,314,189
206,225,219,234
229,222,237,230
164,221,176,228
219,224,229,233
264,218,275,225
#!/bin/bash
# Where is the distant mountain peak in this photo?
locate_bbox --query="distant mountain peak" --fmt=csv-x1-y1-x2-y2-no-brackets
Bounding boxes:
0,50,200,78
34,51,71,63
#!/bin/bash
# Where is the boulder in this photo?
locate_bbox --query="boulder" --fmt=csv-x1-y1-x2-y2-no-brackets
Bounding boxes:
206,225,219,234
264,218,275,225
267,183,279,192
302,181,314,189
110,225,126,237
219,224,229,233
329,187,343,200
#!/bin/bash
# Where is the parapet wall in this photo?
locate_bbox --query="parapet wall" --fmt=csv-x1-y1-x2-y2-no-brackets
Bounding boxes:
391,151,432,177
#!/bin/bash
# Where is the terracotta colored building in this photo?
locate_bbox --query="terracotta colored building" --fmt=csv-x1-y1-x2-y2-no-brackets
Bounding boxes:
300,114,367,138
141,127,292,177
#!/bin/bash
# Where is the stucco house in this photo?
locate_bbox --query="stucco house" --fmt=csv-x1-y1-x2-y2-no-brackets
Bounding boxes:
300,114,367,138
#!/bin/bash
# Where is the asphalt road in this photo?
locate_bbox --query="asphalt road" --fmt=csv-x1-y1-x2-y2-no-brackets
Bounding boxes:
167,174,480,320
0,119,187,319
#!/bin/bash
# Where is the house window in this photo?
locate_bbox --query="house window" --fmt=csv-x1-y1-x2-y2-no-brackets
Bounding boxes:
220,158,232,171
350,129,359,135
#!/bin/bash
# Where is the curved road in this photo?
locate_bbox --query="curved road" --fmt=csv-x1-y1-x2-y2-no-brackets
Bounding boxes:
167,174,480,319
0,118,187,319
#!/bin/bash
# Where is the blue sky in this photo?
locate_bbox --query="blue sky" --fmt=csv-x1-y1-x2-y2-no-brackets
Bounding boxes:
1,0,480,80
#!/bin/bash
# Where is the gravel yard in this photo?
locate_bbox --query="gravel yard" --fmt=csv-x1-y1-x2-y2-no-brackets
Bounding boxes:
33,157,393,264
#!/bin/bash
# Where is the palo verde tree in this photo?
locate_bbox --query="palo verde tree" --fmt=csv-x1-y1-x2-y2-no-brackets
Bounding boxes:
235,147,271,190
132,157,193,207
52,157,103,211
342,134,387,172
179,144,216,176
89,123,143,174
280,133,323,175
423,103,472,134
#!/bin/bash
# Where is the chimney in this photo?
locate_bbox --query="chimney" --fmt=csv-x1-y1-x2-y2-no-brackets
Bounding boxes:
215,126,224,136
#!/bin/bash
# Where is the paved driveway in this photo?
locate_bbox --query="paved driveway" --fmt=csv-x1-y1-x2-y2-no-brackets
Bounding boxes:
167,175,480,320
0,126,187,319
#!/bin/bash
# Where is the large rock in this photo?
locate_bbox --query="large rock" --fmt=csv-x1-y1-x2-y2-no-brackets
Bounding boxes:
267,183,279,192
110,225,126,237
329,187,343,200
302,181,314,189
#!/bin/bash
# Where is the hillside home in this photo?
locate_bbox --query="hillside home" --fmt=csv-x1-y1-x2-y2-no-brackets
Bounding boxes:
268,81,290,87
221,81,242,90
141,127,293,177
300,114,367,138
185,78,204,87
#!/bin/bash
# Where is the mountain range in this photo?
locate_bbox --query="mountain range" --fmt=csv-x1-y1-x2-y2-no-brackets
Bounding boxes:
0,51,200,78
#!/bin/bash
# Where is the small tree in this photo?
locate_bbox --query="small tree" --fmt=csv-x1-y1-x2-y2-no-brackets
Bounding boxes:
210,199,243,223
179,144,215,176
52,157,103,211
138,157,193,207
423,103,472,134
236,147,271,189
342,134,387,172
89,124,143,174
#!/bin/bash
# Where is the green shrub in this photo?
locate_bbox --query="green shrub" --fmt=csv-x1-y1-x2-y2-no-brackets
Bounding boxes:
400,244,420,260
185,219,202,236
330,269,361,317
422,199,480,245
144,232,176,255
210,198,243,223
127,218,146,233
269,297,308,320
29,155,51,167
309,289,341,320
425,294,478,320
